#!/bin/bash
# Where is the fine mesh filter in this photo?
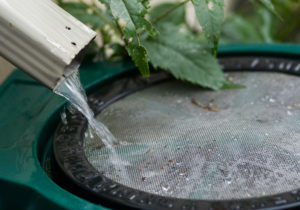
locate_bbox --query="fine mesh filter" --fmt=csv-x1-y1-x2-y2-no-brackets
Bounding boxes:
83,72,300,201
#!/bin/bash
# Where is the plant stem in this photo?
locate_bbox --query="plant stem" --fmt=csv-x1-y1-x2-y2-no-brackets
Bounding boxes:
152,0,189,24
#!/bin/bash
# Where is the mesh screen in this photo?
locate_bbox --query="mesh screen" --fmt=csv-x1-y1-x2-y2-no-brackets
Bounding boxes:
83,72,300,200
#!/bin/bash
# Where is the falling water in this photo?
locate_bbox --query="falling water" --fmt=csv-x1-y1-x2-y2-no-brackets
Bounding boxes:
54,71,117,148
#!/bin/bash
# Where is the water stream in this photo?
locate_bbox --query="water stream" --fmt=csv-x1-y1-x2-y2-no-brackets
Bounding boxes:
54,71,117,148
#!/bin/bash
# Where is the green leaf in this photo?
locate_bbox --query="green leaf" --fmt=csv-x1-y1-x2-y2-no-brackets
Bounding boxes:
192,0,224,55
109,0,158,76
99,0,110,7
258,6,273,43
142,23,227,90
150,2,186,25
221,13,265,43
141,0,150,9
126,42,149,76
109,43,128,60
259,0,282,20
110,0,159,39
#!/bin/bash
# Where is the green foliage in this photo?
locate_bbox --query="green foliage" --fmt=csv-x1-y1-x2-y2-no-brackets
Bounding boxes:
57,0,114,30
149,2,186,25
192,0,224,56
126,44,149,76
269,0,300,42
58,0,296,90
221,13,264,43
110,0,158,39
109,0,158,76
221,5,273,44
221,0,299,44
259,0,282,19
142,23,225,90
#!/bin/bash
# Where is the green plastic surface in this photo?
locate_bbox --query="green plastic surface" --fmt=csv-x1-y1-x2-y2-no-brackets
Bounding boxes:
0,60,134,210
0,44,299,209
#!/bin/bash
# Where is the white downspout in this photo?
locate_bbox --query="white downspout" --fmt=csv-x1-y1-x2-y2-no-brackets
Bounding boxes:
0,0,97,89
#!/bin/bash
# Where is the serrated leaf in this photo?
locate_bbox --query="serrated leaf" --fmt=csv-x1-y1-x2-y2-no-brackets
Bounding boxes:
150,2,186,25
142,23,227,90
192,0,224,55
141,0,150,9
259,0,282,19
126,42,149,76
109,0,158,76
110,0,158,39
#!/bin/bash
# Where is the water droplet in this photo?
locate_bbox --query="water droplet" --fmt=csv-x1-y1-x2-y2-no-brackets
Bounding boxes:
269,98,276,103
88,128,94,139
265,133,269,136
228,76,234,81
161,183,170,192
176,99,183,104
232,136,238,141
226,180,232,184
61,111,67,125
119,141,128,146
287,111,293,116
225,178,232,185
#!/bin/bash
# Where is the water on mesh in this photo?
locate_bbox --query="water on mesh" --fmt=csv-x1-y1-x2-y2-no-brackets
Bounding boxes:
84,72,300,200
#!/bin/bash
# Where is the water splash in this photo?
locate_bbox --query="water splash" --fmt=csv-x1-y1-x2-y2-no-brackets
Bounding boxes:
54,71,117,148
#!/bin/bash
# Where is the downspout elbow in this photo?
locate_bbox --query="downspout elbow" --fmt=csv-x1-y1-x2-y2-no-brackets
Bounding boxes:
0,0,97,90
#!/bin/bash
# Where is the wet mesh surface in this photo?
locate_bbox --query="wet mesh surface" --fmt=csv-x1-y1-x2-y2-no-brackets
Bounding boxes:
84,72,300,200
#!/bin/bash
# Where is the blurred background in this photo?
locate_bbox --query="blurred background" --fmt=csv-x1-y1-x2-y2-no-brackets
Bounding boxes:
1,0,299,84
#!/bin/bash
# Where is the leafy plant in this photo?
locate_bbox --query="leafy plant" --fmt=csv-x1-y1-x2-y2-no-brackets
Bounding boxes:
57,0,284,90
221,0,300,43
